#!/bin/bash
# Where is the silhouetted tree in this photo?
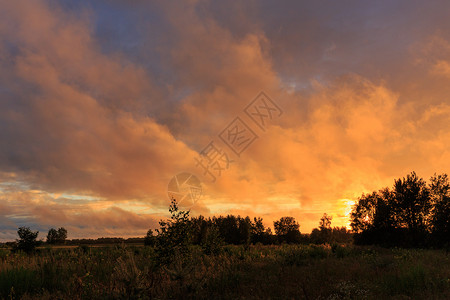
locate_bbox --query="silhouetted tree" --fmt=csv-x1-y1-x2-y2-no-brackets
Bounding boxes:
47,227,67,244
155,198,193,265
351,172,440,247
238,216,252,245
47,228,58,244
190,216,207,244
352,189,406,246
274,216,301,243
320,213,333,243
372,188,396,231
214,215,240,244
252,217,265,236
429,174,450,246
189,216,224,254
392,172,431,233
350,192,378,234
16,227,39,253
250,217,274,244
310,213,334,244
319,213,332,231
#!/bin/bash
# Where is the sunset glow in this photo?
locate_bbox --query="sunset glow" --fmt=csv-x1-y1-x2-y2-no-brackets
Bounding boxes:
1,1,450,241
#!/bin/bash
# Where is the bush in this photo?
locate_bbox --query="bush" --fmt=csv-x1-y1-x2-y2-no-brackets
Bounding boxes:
15,227,39,254
154,198,193,265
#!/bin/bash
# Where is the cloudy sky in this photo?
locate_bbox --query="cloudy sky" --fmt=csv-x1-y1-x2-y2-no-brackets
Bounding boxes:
1,0,450,241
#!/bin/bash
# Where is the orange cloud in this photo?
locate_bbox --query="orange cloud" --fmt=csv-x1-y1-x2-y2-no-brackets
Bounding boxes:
2,0,450,239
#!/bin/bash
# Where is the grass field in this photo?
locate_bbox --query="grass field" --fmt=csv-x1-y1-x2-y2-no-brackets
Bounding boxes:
0,244,449,299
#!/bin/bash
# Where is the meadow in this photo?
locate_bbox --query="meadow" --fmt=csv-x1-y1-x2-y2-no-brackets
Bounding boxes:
0,244,449,299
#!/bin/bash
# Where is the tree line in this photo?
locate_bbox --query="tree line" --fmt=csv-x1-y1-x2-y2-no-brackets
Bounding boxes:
9,208,350,254
144,199,352,254
6,227,69,253
6,227,147,253
350,172,450,247
12,170,447,255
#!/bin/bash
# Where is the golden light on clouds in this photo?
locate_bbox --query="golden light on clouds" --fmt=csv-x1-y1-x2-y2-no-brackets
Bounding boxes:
1,0,450,240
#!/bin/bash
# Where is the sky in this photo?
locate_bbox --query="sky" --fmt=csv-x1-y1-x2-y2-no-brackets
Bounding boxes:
1,0,450,241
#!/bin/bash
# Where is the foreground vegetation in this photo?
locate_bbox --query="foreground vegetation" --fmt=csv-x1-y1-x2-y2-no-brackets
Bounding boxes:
0,244,449,299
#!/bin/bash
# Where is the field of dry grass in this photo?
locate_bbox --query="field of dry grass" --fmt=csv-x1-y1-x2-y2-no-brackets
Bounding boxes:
0,244,449,299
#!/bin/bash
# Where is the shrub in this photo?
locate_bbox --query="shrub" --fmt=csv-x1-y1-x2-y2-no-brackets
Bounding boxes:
15,227,39,254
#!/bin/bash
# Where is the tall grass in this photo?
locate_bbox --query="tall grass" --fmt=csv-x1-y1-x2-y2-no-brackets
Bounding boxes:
0,244,449,299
